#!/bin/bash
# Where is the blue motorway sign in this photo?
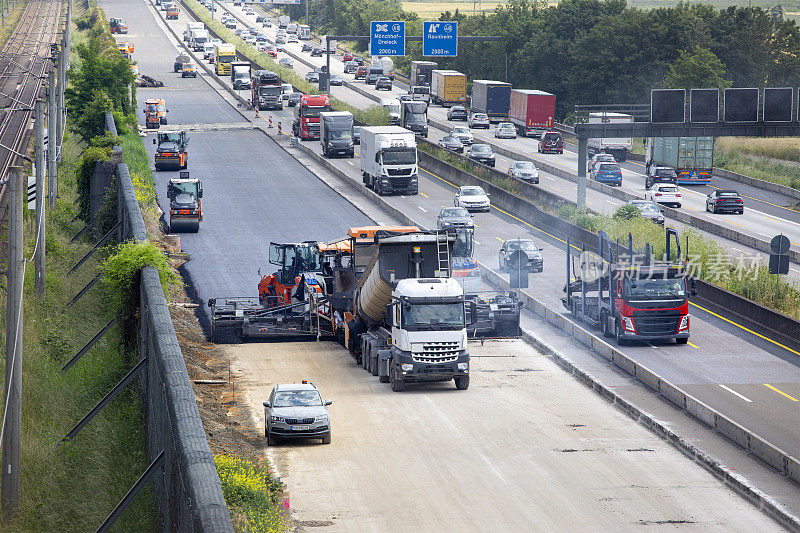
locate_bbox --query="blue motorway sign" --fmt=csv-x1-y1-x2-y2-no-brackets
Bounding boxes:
423,21,458,57
370,21,405,57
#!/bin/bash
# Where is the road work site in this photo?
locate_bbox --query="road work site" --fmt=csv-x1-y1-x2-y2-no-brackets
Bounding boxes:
225,338,779,532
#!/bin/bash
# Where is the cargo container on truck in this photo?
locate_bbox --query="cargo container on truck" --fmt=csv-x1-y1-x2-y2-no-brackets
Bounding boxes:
320,111,355,158
410,60,437,87
508,89,554,138
646,137,713,185
214,43,236,76
251,70,282,110
471,80,511,123
230,61,251,90
278,15,289,28
299,24,311,39
287,22,299,34
400,100,428,137
409,85,430,103
587,112,633,162
184,21,204,42
431,70,467,107
190,29,209,52
360,126,418,195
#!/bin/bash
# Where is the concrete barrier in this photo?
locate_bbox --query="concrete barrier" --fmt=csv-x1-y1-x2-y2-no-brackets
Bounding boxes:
109,113,234,532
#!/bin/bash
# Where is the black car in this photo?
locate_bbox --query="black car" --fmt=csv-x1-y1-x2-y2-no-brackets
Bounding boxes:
256,15,265,22
436,207,473,230
305,71,319,83
498,239,543,272
447,106,468,121
329,74,343,86
375,76,392,90
287,92,302,107
438,135,464,153
353,126,361,145
706,190,744,214
467,144,495,167
311,47,323,57
302,43,313,52
628,200,665,225
645,165,678,189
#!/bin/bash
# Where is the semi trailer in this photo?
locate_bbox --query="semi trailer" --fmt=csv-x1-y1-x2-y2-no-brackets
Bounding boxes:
646,137,713,185
587,112,633,162
431,70,467,107
410,60,437,87
471,80,512,123
508,89,555,138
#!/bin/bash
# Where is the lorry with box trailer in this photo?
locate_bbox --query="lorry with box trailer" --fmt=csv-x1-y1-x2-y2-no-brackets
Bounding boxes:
508,89,555,138
190,29,209,52
214,43,236,76
184,21,204,42
646,137,713,185
562,229,692,345
320,111,355,158
278,15,289,28
470,80,512,123
400,100,428,137
251,70,283,110
587,112,633,162
230,61,252,90
431,70,467,107
410,60,437,87
360,126,419,195
287,22,299,34
299,24,311,40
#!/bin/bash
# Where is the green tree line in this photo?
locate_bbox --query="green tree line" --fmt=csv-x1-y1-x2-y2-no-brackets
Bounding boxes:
285,0,800,120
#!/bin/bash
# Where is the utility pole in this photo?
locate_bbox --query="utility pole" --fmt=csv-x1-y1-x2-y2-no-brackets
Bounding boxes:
35,99,46,297
47,68,56,207
2,166,24,519
56,37,65,158
305,0,309,28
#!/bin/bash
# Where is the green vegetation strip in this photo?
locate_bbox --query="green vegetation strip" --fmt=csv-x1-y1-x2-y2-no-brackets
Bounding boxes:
215,455,287,532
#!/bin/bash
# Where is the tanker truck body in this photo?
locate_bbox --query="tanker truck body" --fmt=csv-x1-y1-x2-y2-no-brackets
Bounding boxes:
343,230,472,391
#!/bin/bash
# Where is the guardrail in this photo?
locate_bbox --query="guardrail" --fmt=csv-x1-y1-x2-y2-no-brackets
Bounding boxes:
286,134,799,531
106,113,234,532
713,166,800,202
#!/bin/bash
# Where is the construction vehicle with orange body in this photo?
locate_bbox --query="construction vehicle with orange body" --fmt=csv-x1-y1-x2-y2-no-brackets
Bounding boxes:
143,98,167,128
167,171,203,233
153,131,189,170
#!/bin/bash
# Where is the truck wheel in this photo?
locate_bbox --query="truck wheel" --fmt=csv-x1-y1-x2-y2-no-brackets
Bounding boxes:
615,323,627,346
601,313,611,338
321,432,331,444
371,353,379,376
390,367,405,392
454,375,470,390
676,337,688,345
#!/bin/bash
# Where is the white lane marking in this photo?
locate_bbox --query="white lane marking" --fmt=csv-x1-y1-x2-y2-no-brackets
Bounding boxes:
401,195,406,199
790,267,800,274
718,384,753,403
347,161,354,166
417,206,427,213
758,232,771,237
544,176,555,181
730,247,743,253
474,240,480,245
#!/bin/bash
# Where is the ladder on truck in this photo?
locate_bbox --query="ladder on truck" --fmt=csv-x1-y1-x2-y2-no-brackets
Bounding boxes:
436,231,450,277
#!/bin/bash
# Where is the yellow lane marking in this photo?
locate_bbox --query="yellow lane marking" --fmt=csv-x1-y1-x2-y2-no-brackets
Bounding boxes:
764,383,799,402
690,301,800,357
727,220,742,227
687,341,700,349
495,236,505,243
420,192,429,198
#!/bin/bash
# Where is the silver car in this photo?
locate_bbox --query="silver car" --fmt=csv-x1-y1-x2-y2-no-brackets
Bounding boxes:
494,122,517,139
468,112,490,129
450,125,474,146
264,381,332,445
508,160,539,183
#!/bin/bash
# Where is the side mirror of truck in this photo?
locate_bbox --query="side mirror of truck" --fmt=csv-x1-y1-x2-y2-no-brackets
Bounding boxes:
375,153,380,164
690,278,698,296
198,185,203,198
468,301,478,325
152,138,156,144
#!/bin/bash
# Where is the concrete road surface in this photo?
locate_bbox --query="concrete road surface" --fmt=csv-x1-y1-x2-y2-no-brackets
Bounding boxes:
226,339,780,532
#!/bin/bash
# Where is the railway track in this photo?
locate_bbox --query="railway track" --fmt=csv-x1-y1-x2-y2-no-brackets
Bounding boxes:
0,0,63,221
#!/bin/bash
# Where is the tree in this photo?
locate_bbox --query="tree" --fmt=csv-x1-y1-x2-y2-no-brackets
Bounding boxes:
664,46,731,91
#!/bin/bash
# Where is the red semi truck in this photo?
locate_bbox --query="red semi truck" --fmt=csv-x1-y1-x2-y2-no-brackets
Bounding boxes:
292,94,332,140
508,89,555,138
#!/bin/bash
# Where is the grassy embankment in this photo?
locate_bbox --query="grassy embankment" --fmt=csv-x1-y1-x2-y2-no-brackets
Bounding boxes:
714,137,800,191
420,142,800,318
185,0,390,125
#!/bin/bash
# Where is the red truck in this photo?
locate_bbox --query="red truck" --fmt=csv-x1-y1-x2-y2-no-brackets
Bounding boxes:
508,89,555,138
292,94,331,140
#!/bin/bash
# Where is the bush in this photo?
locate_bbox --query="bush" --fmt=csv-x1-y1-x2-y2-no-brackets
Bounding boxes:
613,204,641,221
76,143,114,221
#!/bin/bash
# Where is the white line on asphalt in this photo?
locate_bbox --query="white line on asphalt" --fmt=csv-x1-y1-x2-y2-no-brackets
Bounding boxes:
347,161,353,166
474,240,480,245
718,384,754,403
401,195,406,199
758,232,771,237
417,206,427,213
791,267,800,274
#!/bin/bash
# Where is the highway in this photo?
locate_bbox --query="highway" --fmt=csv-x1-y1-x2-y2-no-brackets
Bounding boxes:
173,0,800,465
97,0,797,528
220,1,800,267
176,0,800,459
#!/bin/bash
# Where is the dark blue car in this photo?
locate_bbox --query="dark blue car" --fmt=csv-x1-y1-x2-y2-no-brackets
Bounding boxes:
591,162,622,186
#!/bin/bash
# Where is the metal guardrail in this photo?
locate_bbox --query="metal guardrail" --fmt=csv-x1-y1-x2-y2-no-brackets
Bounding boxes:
105,113,234,532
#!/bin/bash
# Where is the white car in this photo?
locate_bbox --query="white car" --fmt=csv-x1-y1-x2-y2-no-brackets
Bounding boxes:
494,122,516,139
468,113,490,129
288,35,298,43
281,83,293,99
588,153,616,173
450,126,474,146
454,186,490,212
645,183,682,208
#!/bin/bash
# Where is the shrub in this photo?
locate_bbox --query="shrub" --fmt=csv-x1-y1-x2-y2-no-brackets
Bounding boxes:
215,455,287,533
613,204,641,221
76,143,114,221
